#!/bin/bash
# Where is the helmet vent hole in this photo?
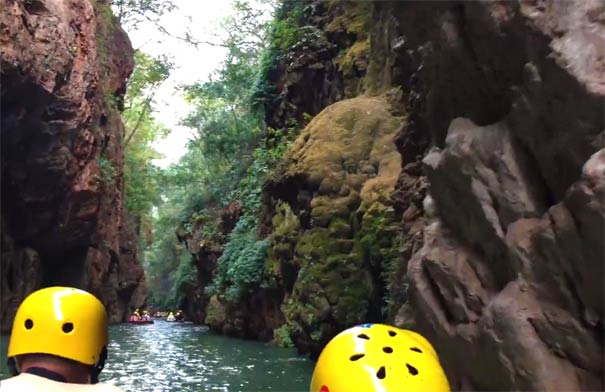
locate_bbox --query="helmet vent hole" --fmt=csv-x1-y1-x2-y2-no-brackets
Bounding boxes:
24,319,33,329
357,333,370,340
350,354,365,361
376,366,386,379
406,363,419,376
410,347,422,353
383,346,393,353
62,322,74,333
388,330,396,337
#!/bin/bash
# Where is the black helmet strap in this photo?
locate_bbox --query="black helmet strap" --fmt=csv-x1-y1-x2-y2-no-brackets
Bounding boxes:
90,346,108,384
7,357,18,376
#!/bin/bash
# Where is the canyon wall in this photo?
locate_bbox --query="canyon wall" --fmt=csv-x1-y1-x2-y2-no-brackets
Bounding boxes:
0,0,146,330
179,1,604,389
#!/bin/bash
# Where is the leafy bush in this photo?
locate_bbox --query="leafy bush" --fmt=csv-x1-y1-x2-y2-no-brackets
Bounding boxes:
251,2,331,113
215,217,269,303
172,252,197,305
273,324,294,348
251,1,304,111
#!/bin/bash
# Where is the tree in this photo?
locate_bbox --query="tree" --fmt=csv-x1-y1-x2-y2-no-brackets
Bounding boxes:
133,0,286,306
122,51,172,238
112,0,176,30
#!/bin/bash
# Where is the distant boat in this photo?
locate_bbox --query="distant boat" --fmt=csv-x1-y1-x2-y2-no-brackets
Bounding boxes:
128,314,154,324
128,319,154,325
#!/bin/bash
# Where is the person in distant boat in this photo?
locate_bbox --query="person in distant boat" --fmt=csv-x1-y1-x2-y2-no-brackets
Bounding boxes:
128,309,141,322
310,323,450,392
174,309,184,322
141,310,152,322
166,312,176,322
1,286,124,391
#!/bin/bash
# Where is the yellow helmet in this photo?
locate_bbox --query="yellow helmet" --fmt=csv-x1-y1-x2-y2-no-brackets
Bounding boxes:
8,287,108,366
310,323,450,392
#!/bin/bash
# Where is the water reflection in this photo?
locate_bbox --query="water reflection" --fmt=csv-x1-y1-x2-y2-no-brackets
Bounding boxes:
1,321,313,392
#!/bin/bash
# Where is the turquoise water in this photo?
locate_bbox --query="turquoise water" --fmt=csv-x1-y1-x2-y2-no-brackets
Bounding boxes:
1,320,314,391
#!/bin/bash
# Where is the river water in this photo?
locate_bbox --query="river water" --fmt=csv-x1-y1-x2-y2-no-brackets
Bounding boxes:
0,320,314,391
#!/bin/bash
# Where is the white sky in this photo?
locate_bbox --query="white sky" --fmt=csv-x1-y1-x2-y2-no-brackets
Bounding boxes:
124,1,234,168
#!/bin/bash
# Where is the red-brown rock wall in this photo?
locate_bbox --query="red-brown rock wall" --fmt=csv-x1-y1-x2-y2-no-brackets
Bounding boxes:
0,0,146,331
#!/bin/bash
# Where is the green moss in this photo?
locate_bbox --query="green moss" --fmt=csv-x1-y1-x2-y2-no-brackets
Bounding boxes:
205,295,227,327
326,0,371,37
336,39,370,75
97,156,117,184
359,203,399,264
324,1,372,96
273,325,294,348
328,218,352,238
318,174,344,194
272,202,300,236
284,250,373,345
294,228,338,260
358,202,402,318
266,96,407,351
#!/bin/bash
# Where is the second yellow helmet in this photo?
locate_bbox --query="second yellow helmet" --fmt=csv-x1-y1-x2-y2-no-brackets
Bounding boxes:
310,323,450,392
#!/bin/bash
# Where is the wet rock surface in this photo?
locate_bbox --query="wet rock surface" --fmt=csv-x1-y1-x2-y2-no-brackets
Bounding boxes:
0,0,146,330
377,1,605,388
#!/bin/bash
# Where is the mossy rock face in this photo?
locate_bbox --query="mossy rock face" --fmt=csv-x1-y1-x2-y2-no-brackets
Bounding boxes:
326,0,371,36
283,253,374,353
205,295,227,329
326,0,372,97
265,95,405,356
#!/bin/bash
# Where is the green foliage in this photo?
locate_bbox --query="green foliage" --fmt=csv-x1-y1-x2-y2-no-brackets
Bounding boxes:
123,51,171,221
133,0,313,310
358,204,402,319
172,252,197,304
215,218,270,303
183,210,221,239
270,4,303,53
140,0,279,306
97,157,117,183
251,1,330,112
211,133,294,303
116,49,180,307
111,0,176,29
126,51,172,101
251,1,303,110
222,0,276,58
273,324,294,348
144,201,188,309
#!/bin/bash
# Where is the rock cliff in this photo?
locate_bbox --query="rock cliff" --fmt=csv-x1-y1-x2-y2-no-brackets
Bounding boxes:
373,1,604,389
264,0,604,388
179,0,604,388
0,0,146,331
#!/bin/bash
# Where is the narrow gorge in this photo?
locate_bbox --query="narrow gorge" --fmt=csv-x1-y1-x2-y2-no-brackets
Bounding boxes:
1,0,603,390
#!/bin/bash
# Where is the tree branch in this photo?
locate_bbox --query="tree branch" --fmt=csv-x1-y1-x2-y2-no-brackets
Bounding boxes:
124,91,156,147
138,13,228,49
